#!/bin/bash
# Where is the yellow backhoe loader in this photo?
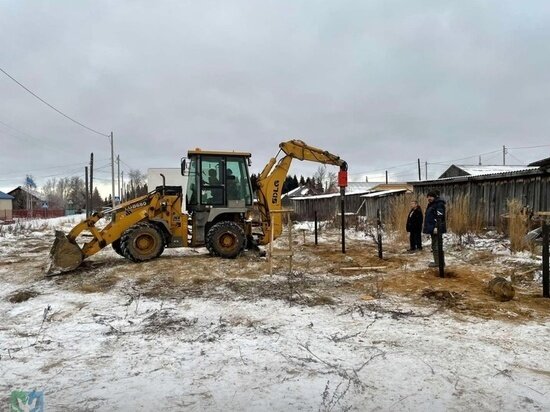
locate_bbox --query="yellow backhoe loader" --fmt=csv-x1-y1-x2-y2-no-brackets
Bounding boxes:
48,140,347,273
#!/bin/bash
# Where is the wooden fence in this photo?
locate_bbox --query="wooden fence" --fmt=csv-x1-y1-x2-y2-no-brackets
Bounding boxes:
413,169,550,228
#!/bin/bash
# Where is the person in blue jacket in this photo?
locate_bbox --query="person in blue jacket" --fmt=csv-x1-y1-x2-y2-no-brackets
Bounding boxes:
423,191,446,267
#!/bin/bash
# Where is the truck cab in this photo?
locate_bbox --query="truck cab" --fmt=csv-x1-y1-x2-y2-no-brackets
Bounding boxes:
184,149,254,248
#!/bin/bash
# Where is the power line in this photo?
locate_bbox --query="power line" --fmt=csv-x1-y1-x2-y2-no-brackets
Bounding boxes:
348,161,418,176
508,144,550,150
0,158,109,178
0,66,109,138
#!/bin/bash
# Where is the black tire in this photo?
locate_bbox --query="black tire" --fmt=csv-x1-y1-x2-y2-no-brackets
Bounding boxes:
206,221,245,259
112,239,124,256
204,223,219,257
120,222,165,262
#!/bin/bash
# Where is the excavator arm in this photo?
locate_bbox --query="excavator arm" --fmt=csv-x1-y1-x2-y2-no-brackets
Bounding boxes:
255,140,347,244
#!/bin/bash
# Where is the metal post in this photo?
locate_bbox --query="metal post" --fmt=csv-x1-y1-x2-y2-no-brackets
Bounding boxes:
437,216,445,277
117,155,121,200
543,220,549,298
110,132,115,207
340,187,346,254
417,158,421,181
314,211,318,246
85,166,89,218
377,209,383,259
89,152,94,212
385,170,388,184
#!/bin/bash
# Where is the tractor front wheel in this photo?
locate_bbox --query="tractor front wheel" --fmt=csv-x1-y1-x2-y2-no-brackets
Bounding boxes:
120,222,165,262
206,221,245,259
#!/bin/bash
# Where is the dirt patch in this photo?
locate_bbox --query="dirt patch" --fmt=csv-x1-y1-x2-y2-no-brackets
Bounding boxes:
142,309,198,333
73,273,121,293
31,233,550,322
421,288,463,306
7,289,40,303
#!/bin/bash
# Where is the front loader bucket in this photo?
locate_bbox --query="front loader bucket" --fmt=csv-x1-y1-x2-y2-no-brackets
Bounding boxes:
47,230,84,275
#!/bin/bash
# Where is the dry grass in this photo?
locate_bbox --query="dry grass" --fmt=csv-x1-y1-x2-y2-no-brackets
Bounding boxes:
387,194,485,244
386,194,416,243
507,199,530,252
75,273,120,293
447,195,484,242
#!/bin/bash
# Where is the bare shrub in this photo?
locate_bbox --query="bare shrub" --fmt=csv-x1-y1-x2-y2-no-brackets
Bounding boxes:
507,199,529,252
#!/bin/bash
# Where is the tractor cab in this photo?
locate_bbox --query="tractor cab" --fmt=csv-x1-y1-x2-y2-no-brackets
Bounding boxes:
183,149,253,247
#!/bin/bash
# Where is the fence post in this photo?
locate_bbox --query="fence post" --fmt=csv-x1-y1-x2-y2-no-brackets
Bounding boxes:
377,209,383,259
437,215,445,278
543,220,549,298
341,188,346,254
314,211,318,246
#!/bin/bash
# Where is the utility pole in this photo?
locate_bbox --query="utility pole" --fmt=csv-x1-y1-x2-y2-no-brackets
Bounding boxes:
85,166,90,218
417,158,421,181
503,145,506,166
121,171,124,203
479,155,482,166
89,153,94,211
385,170,388,184
117,155,121,200
110,132,115,207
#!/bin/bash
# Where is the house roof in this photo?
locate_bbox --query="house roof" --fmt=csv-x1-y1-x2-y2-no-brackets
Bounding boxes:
282,185,313,199
440,165,537,179
8,186,45,201
412,167,544,186
0,191,14,200
528,156,550,167
361,189,408,198
346,181,381,194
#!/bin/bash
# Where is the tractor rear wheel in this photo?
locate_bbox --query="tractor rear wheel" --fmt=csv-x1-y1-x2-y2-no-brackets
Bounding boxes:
206,221,245,259
120,222,165,262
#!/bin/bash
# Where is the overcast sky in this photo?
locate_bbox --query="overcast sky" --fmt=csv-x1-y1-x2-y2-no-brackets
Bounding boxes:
1,0,550,195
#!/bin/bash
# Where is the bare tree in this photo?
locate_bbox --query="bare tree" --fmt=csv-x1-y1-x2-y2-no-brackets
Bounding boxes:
326,171,338,193
313,165,327,193
128,169,145,198
313,165,338,193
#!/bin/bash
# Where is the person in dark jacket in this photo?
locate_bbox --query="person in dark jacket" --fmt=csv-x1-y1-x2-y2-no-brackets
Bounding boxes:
422,191,447,267
406,200,423,252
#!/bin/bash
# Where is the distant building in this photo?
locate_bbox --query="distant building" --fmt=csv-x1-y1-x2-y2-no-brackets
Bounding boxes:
7,186,45,210
0,191,14,221
287,182,412,220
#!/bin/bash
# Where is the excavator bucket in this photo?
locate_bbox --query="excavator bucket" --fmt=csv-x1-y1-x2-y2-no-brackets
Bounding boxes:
47,230,84,275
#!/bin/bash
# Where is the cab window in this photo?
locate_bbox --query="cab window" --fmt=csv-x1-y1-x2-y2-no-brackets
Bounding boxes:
201,156,224,205
226,157,252,205
186,157,198,205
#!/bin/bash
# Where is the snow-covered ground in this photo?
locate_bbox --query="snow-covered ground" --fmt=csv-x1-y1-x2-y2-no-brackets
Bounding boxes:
1,216,549,411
